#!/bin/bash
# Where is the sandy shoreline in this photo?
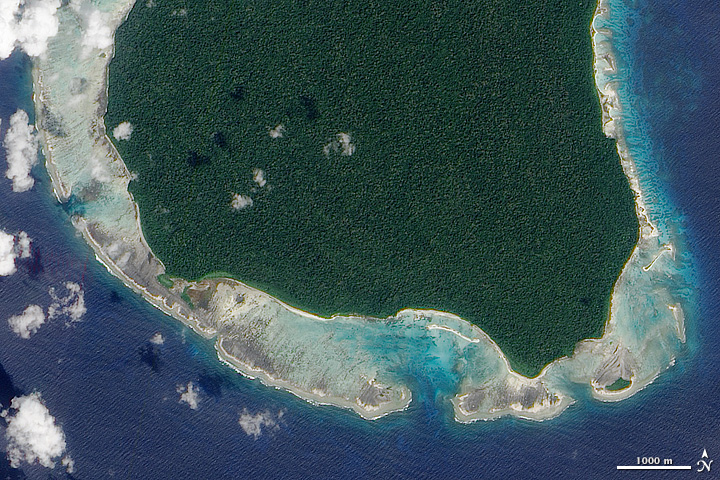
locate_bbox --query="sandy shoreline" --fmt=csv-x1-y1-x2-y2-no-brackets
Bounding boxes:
588,0,688,404
29,0,687,423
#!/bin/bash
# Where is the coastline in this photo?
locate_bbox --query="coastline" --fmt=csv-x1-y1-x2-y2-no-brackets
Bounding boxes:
583,0,690,403
30,0,689,423
214,340,412,421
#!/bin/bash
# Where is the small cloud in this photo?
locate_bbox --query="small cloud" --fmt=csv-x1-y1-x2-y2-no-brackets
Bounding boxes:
89,155,111,182
0,230,28,275
171,8,187,16
323,132,355,157
337,133,355,156
0,0,61,60
0,230,38,277
16,231,31,258
80,7,113,50
252,168,267,188
1,392,68,470
61,455,75,474
149,332,164,345
8,305,45,339
231,193,253,210
112,121,133,140
268,124,285,139
0,1,19,59
48,282,86,324
238,409,284,439
3,109,38,192
0,230,16,276
177,382,200,410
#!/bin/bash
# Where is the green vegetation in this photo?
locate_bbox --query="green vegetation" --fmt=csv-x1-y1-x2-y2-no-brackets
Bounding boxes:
106,0,638,376
157,274,175,289
180,286,194,309
606,378,632,391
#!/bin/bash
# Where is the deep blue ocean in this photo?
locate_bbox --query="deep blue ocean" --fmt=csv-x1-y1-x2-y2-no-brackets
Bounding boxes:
0,0,718,478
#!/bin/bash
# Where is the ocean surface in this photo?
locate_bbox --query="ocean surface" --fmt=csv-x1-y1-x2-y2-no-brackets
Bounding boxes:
0,0,718,478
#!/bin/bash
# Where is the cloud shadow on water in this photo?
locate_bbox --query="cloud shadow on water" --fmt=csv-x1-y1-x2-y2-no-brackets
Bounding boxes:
137,343,162,372
197,372,226,399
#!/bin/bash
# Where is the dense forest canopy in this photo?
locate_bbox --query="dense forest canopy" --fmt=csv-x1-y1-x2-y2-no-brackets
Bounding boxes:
106,0,638,377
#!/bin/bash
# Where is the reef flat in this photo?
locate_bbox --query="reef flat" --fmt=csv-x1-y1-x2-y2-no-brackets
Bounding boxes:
31,0,691,422
105,0,638,377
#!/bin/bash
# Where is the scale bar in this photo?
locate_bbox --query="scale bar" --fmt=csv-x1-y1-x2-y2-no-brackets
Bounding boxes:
617,466,692,470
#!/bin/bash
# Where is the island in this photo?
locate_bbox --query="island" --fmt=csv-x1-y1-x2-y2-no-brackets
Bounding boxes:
30,0,690,421
104,0,639,379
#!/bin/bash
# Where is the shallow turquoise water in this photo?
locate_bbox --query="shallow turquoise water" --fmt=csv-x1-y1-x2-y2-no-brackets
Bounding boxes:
0,0,716,477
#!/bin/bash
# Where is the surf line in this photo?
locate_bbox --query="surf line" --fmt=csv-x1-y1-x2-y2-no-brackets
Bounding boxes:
426,324,480,343
642,243,674,271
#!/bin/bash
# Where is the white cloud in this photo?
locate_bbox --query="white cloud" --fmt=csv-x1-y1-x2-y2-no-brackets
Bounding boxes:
48,282,86,324
70,1,113,52
3,109,38,192
337,133,355,156
231,193,253,210
89,155,110,182
150,332,164,345
16,231,31,258
61,455,75,474
0,230,31,275
0,0,61,60
177,382,200,409
0,1,20,59
0,230,16,276
81,8,113,50
269,124,285,139
238,409,284,439
323,132,355,157
252,168,266,188
16,0,61,57
1,393,68,470
8,305,45,339
112,121,133,141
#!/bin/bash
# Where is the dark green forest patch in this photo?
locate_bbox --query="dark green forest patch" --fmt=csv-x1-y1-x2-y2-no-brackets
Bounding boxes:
106,0,638,377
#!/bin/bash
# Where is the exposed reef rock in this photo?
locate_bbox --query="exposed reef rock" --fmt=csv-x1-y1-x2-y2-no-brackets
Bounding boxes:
31,0,691,422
